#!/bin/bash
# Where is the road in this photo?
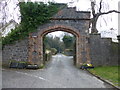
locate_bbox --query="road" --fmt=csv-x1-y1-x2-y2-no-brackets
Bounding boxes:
2,54,117,89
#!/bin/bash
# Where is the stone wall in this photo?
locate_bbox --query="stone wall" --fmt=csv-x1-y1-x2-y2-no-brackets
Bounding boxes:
117,35,120,66
2,39,29,65
90,34,118,66
2,34,119,66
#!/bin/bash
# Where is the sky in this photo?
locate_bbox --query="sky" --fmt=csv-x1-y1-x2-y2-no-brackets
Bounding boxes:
0,0,120,41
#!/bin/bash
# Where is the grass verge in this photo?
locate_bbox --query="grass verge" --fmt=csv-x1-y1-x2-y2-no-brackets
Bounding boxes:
88,66,120,87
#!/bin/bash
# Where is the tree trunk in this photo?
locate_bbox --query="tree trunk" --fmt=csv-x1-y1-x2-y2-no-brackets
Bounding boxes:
91,1,98,34
91,15,99,34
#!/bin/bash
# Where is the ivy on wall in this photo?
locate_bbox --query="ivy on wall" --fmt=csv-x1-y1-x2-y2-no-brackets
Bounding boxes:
2,2,62,46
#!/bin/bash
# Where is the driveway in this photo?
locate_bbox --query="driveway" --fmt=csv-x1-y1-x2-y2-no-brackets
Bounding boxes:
2,54,117,89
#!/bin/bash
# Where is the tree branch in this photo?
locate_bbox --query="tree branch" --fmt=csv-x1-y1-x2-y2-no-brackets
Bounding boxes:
99,0,103,13
91,1,96,17
100,10,120,15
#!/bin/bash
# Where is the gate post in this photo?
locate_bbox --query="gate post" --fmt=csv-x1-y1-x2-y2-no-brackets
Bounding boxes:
76,36,83,67
28,33,34,64
76,35,91,67
28,33,43,66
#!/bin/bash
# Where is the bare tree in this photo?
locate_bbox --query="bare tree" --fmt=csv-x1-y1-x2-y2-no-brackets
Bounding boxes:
90,0,120,33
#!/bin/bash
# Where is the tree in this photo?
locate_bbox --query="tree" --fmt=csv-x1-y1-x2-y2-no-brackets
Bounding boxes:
2,2,59,45
90,0,120,33
62,34,75,49
43,35,64,53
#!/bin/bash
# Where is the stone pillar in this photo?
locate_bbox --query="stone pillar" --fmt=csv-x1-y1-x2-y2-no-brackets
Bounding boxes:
28,33,42,66
28,33,34,64
37,35,44,67
76,36,82,67
76,35,91,67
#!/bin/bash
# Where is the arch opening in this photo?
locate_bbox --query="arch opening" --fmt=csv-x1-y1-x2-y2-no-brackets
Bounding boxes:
38,26,81,67
43,31,76,65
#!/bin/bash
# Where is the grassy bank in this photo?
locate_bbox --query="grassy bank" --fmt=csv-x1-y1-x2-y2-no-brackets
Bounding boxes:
88,66,120,87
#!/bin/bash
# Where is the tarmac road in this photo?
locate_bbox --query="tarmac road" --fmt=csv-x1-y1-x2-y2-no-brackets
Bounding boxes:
2,54,118,89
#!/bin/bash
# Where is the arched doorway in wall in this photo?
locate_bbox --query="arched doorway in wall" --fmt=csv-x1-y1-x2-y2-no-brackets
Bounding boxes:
42,31,76,65
28,25,91,67
39,26,80,66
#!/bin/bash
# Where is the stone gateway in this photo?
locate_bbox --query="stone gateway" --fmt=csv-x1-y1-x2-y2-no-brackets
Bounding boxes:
28,7,91,67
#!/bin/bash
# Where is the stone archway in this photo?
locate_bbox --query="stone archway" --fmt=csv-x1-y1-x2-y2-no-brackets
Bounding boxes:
28,25,91,67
